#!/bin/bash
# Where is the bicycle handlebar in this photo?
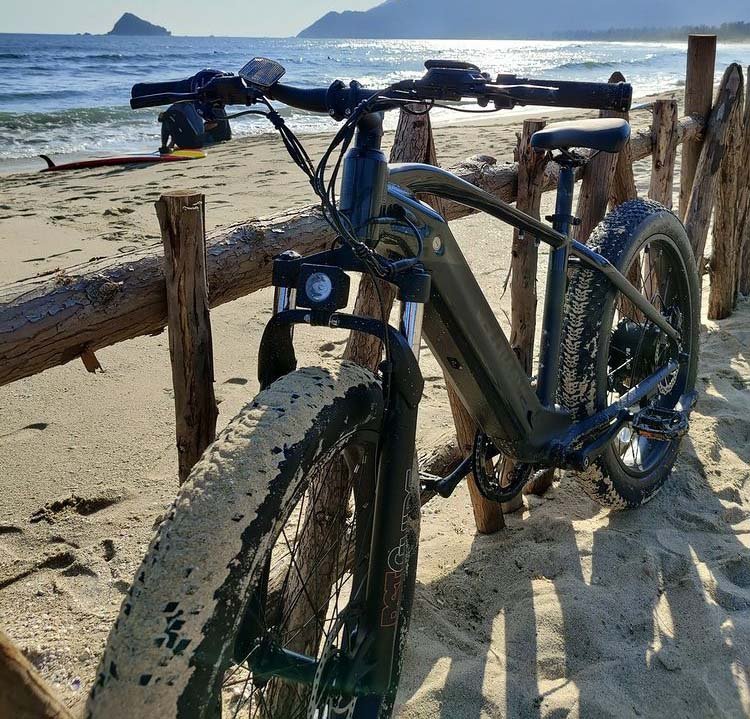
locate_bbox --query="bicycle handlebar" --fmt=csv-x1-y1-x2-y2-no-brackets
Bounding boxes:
129,60,632,117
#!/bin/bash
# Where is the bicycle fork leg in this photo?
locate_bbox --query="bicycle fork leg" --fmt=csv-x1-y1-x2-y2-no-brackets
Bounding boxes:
361,379,420,696
350,304,424,697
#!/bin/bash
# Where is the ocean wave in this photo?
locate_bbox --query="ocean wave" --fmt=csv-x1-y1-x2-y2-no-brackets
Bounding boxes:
75,52,127,61
0,105,142,131
549,54,665,72
0,88,85,103
0,52,27,60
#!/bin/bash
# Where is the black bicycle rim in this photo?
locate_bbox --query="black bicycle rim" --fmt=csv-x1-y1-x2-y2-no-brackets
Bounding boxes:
599,233,694,478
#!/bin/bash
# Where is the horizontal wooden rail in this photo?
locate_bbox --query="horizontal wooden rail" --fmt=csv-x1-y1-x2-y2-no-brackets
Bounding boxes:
0,114,702,388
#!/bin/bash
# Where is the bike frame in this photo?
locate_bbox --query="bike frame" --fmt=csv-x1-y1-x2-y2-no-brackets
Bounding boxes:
334,112,678,462
254,110,683,698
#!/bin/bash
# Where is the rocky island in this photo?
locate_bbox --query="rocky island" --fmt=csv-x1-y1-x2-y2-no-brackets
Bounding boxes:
108,12,171,36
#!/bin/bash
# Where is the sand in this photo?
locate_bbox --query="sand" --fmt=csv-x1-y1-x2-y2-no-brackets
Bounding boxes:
1,97,749,718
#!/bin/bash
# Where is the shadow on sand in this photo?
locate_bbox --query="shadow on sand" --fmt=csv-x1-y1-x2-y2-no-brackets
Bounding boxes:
397,314,750,718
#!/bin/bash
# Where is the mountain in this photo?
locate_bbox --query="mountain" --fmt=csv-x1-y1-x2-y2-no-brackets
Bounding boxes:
107,13,171,36
298,0,750,38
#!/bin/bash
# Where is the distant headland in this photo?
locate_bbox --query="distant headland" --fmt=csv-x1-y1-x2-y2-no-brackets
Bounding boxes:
107,13,171,36
297,0,750,39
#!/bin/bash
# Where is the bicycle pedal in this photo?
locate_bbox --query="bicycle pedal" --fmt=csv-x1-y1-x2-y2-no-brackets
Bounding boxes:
419,472,441,491
632,406,689,441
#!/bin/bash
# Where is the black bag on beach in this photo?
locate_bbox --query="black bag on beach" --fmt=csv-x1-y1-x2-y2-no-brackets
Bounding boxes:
133,68,233,152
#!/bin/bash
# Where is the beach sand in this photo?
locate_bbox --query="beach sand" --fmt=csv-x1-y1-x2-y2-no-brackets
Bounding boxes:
1,98,749,717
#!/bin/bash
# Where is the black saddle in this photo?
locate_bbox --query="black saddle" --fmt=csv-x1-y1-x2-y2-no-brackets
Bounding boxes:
531,118,630,153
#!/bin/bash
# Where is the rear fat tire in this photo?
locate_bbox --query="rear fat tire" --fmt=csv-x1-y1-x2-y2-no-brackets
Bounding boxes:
87,361,417,718
558,199,699,508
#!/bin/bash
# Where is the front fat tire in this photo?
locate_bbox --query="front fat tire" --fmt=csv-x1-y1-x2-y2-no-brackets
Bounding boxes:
558,199,699,508
87,362,385,718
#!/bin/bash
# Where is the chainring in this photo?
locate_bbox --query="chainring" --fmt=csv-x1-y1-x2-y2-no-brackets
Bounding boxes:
471,432,534,502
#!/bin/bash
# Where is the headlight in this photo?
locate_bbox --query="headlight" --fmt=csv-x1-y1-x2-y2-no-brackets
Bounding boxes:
305,272,333,304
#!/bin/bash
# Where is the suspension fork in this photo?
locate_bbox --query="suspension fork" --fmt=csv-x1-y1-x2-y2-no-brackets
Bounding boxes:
350,299,424,697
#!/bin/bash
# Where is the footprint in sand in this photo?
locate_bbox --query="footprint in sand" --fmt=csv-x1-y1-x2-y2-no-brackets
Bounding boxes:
0,421,50,443
224,377,249,386
0,550,77,590
102,539,116,562
103,206,135,217
701,555,750,611
29,491,122,525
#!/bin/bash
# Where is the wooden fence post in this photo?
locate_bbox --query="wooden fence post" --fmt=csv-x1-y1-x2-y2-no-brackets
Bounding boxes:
156,191,218,483
427,155,506,530
574,72,628,242
0,630,74,719
509,119,546,375
679,34,717,220
607,71,638,208
343,109,504,532
643,98,680,304
342,110,428,370
648,99,679,207
709,67,746,320
685,63,744,276
574,147,618,244
735,67,750,298
502,119,553,498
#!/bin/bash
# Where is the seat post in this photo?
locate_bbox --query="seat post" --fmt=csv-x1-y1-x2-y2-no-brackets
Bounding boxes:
551,161,576,236
536,158,578,407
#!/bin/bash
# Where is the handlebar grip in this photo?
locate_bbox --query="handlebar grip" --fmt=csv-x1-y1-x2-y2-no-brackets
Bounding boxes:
499,76,632,113
266,84,330,113
130,92,198,110
132,79,195,98
548,79,632,113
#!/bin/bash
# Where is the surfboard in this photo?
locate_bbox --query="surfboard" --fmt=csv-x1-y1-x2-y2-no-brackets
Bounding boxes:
39,149,206,172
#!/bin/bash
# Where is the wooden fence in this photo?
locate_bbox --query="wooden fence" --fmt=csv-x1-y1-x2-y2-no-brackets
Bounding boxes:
3,33,750,716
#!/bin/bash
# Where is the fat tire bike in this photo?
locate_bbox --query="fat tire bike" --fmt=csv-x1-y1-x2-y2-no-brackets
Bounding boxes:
87,58,699,718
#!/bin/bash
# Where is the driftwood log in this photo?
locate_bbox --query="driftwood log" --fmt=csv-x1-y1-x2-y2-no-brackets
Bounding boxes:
0,115,703,389
685,63,744,275
0,630,74,719
679,34,717,219
708,68,746,320
739,68,750,297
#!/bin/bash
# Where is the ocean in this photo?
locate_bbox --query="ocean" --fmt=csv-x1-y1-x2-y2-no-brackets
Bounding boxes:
2,33,750,169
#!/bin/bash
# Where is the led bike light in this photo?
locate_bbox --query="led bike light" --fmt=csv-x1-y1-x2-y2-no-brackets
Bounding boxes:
305,272,333,303
296,264,350,312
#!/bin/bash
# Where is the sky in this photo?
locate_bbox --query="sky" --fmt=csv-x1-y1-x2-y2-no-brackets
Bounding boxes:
0,0,377,37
